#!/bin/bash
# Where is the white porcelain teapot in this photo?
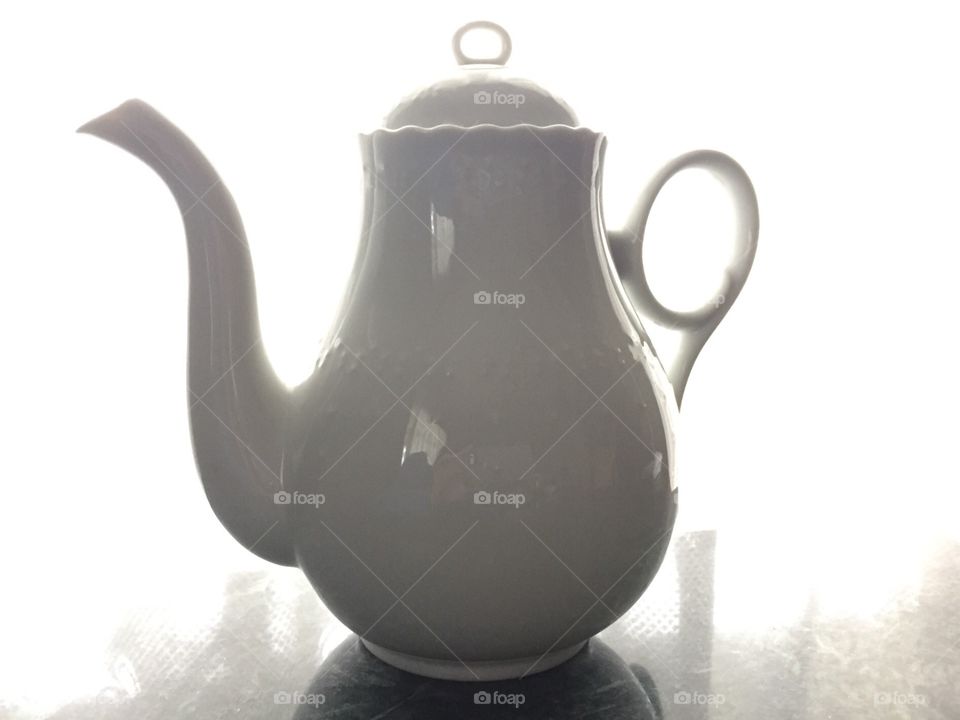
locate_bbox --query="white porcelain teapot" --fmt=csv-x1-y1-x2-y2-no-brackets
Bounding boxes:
80,21,758,680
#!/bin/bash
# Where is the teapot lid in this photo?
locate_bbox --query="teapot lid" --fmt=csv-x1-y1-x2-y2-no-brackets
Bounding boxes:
384,21,579,129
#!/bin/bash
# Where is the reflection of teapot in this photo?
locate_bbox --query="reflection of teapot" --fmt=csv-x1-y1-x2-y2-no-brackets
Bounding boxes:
291,637,662,720
80,21,757,680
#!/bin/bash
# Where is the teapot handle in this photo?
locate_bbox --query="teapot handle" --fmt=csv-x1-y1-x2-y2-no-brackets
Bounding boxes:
609,150,759,407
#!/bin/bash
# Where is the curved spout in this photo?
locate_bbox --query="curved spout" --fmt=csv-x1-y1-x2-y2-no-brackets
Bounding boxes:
79,100,295,566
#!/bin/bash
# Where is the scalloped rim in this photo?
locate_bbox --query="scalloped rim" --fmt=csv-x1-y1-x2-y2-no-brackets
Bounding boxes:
362,123,603,138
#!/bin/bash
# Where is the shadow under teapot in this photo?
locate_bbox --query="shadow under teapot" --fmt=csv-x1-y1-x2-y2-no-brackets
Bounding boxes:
289,636,662,719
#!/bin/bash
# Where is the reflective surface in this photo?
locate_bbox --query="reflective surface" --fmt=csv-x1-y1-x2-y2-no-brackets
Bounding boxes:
73,21,757,677
72,21,755,678
78,100,684,677
5,528,957,719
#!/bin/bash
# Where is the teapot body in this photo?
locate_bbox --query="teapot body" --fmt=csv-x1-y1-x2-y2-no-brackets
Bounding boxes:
81,19,757,684
284,126,678,675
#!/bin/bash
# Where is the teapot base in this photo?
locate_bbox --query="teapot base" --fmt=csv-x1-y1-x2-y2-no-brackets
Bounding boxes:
360,638,588,681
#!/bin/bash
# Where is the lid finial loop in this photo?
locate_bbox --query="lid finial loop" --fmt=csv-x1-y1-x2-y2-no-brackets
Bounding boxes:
453,21,512,66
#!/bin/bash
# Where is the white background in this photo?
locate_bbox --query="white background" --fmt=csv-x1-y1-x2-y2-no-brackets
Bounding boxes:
2,1,958,714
